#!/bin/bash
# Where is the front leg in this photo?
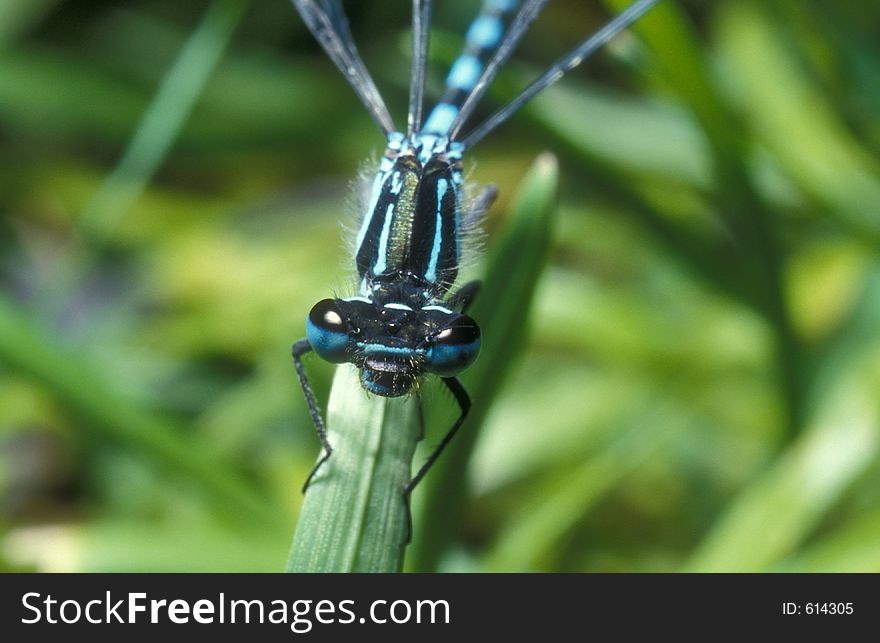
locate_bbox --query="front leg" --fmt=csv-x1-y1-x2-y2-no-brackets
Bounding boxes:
402,376,471,543
462,184,498,229
292,339,333,492
446,280,481,314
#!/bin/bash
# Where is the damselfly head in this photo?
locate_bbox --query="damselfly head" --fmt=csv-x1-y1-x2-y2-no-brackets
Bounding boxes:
305,297,481,397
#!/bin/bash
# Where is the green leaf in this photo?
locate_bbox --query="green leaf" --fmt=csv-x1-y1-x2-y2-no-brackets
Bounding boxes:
0,293,279,528
716,0,880,244
686,266,880,571
685,370,880,572
483,394,678,571
5,519,290,572
407,153,559,571
780,511,880,572
287,365,420,573
79,0,249,244
0,0,59,48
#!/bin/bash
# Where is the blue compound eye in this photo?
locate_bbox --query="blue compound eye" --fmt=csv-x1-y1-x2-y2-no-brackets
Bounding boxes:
306,299,352,363
426,314,481,376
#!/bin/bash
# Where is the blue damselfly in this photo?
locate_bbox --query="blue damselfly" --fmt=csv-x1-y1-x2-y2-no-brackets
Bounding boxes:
290,0,661,522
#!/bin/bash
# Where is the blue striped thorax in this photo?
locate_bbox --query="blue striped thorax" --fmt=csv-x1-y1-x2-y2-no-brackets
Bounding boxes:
306,132,479,397
355,132,465,297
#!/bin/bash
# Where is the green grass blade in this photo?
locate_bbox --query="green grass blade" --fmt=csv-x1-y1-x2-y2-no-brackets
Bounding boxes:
0,293,279,528
484,395,677,571
685,372,879,572
779,511,880,573
606,0,807,441
603,0,745,177
5,519,291,572
0,0,58,48
686,265,880,571
407,153,559,571
717,0,880,244
287,365,420,573
79,0,248,243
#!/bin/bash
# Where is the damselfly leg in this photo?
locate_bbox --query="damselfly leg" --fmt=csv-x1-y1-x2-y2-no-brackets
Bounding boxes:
293,339,471,546
291,340,333,493
446,281,481,315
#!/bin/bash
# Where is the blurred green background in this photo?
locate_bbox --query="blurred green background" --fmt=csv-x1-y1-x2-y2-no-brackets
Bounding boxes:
1,0,879,572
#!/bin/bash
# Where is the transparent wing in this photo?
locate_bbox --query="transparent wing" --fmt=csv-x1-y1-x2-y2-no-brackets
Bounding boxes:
407,0,433,136
292,0,396,134
462,0,662,147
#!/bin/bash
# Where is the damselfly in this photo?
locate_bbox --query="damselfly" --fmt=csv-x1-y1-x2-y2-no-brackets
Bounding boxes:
290,0,661,512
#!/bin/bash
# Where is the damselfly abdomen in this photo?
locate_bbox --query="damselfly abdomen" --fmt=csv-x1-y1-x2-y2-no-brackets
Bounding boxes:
290,0,661,513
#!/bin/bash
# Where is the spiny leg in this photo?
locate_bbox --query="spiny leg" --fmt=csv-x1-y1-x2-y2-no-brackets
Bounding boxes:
446,280,481,314
292,339,333,493
402,376,471,543
402,393,428,544
461,184,497,229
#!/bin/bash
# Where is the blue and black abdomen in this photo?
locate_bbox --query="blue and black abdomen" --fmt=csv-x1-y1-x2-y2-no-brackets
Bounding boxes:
421,0,519,136
355,153,461,292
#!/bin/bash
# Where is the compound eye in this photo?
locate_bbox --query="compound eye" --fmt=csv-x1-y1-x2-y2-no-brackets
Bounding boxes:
426,314,481,376
306,299,351,363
